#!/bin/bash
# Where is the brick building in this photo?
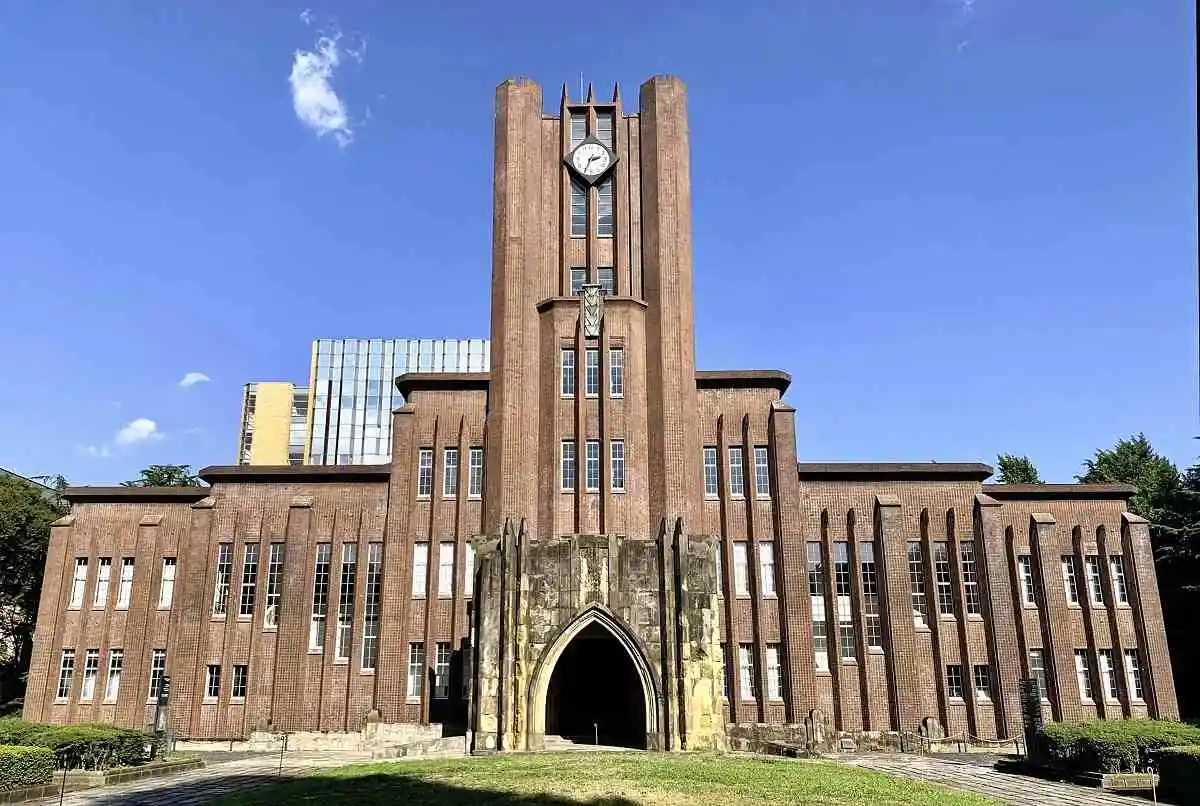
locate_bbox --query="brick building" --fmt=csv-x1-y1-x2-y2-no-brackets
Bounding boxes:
24,76,1177,752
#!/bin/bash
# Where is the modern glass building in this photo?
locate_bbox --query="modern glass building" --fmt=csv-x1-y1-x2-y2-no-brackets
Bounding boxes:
237,383,309,465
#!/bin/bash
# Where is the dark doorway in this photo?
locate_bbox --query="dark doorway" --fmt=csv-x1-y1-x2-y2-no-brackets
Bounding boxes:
545,622,647,749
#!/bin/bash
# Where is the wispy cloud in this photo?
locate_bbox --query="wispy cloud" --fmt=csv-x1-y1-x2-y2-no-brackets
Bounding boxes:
179,371,211,388
289,14,364,148
115,418,164,447
81,444,111,458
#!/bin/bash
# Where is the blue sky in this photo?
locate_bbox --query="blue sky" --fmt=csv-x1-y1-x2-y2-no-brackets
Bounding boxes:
0,1,1194,486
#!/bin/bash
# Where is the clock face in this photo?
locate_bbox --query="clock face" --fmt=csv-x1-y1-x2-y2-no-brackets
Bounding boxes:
570,142,612,179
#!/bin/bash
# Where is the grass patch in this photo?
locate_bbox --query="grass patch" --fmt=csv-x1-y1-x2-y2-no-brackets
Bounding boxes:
209,752,998,805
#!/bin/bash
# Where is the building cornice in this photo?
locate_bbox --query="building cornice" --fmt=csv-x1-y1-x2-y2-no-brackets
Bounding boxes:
198,465,391,484
394,372,490,398
980,483,1136,500
63,486,212,504
797,462,994,481
695,370,791,394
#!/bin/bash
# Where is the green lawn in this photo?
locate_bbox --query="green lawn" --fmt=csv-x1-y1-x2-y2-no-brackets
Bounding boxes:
210,752,999,805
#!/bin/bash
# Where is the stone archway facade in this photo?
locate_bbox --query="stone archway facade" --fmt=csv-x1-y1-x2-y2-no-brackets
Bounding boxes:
468,519,727,753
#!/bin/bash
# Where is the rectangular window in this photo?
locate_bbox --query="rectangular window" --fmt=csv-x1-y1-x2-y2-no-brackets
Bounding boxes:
104,649,122,702
585,349,600,397
1062,556,1080,605
960,541,981,615
116,557,134,609
1099,649,1118,701
561,441,576,491
438,543,454,597
239,543,259,617
264,543,284,628
569,111,586,146
57,649,75,700
434,642,451,699
159,557,176,609
596,177,614,236
443,448,459,497
1086,556,1105,605
733,542,749,596
147,649,166,701
860,542,882,648
721,643,731,699
69,558,88,609
1017,555,1036,606
585,440,601,492
1110,556,1129,604
570,267,586,297
1029,649,1048,701
464,543,476,597
595,110,614,147
835,542,855,661
570,179,587,237
946,664,964,699
205,665,221,700
361,543,382,670
610,440,625,492
715,542,724,597
412,543,429,597
598,267,615,296
334,543,357,660
212,545,233,616
738,643,755,700
702,447,718,498
908,542,926,624
561,348,576,396
808,542,829,672
1075,649,1094,701
973,664,992,701
94,557,111,607
728,447,744,497
765,645,782,700
468,447,484,498
1125,649,1144,701
417,449,434,498
309,543,332,651
759,542,776,597
934,542,954,616
609,348,624,397
753,446,770,498
407,642,425,700
79,649,100,701
231,665,248,700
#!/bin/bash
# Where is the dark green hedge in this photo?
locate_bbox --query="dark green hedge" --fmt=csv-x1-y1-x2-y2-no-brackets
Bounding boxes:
0,744,56,791
1155,745,1200,804
0,717,40,745
1039,720,1200,773
0,718,151,770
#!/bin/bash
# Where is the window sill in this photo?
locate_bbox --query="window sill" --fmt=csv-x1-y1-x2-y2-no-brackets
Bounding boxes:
949,697,965,704
939,614,957,622
914,623,931,633
1067,603,1081,610
230,697,246,704
115,606,129,612
611,394,624,400
237,615,252,622
729,495,745,501
1116,603,1132,610
584,394,599,400
868,647,885,655
976,697,992,704
560,489,575,494
307,648,324,655
157,605,172,611
841,659,858,666
468,495,482,501
67,606,81,611
263,626,278,633
78,698,94,704
967,614,985,622
703,495,719,501
412,595,426,600
815,670,832,677
202,698,218,705
1081,698,1095,705
333,659,349,666
145,698,159,705
103,698,117,705
735,594,751,600
438,594,452,600
211,615,226,622
360,668,376,676
754,496,771,502
406,697,420,704
417,496,431,502
54,698,68,704
768,697,784,703
611,489,626,494
443,496,457,501
92,605,106,611
762,593,777,600
585,488,600,494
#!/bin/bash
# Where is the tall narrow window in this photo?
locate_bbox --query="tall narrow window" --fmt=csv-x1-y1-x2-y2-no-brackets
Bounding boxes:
1110,556,1129,604
411,543,429,597
94,557,112,607
765,645,782,700
834,542,855,661
609,348,624,397
417,449,434,498
738,643,755,701
728,447,745,498
438,543,454,597
69,558,88,609
715,542,724,597
753,447,770,498
570,179,587,237
1029,649,1048,701
860,542,882,648
361,543,382,671
231,665,248,700
597,267,615,296
721,644,731,699
960,541,981,615
561,349,576,396
406,643,425,700
1124,649,1144,701
1085,556,1104,605
1062,556,1080,605
464,543,476,597
808,542,828,671
1074,649,1093,701
759,542,776,597
159,557,177,609
1017,555,1036,606
610,440,625,492
205,665,221,700
1099,649,1118,701
57,649,75,700
104,649,123,702
702,447,718,498
334,543,357,661
907,542,926,624
570,111,586,146
309,543,332,651
239,543,259,617
443,448,459,498
264,543,284,628
147,649,166,701
585,349,600,397
570,267,587,296
79,649,100,701
595,110,614,147
434,642,451,699
946,664,964,699
585,440,601,491
468,447,484,498
596,177,614,236
934,542,954,615
733,542,749,596
973,665,992,701
212,545,233,616
116,557,134,609
561,441,577,491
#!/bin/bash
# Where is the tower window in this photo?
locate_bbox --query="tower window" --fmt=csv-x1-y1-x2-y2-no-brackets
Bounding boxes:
596,178,614,237
595,111,614,147
561,349,575,397
570,112,586,146
570,267,587,296
597,267,614,296
570,179,587,237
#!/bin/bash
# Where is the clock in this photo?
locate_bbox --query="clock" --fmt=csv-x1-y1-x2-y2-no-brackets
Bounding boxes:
566,137,616,184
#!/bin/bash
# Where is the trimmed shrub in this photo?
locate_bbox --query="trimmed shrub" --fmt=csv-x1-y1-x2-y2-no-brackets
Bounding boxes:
1155,745,1200,804
0,745,56,791
20,724,150,770
0,717,40,745
1039,720,1200,773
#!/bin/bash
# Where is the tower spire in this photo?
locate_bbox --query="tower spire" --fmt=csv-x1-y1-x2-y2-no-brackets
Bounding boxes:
612,82,621,104
560,82,569,105
585,81,595,103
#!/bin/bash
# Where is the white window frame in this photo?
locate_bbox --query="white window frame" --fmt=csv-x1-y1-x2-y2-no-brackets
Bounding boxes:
1099,649,1118,702
467,447,484,499
570,179,587,238
561,348,575,396
1085,556,1105,605
57,649,75,700
406,642,425,701
212,544,233,616
69,558,88,609
1029,648,1049,702
361,543,383,671
104,649,122,703
333,543,357,661
94,557,111,608
1017,555,1036,606
158,557,177,609
412,543,429,598
438,543,454,598
728,447,745,498
464,543,476,597
204,664,221,701
1062,556,1080,606
79,649,100,702
738,643,755,701
733,542,749,597
946,664,964,700
584,349,600,398
238,543,259,618
560,440,576,491
417,449,434,498
702,447,718,498
116,557,134,609
309,543,332,651
596,176,614,237
585,440,601,492
147,649,166,702
1110,555,1129,605
264,543,284,628
608,348,624,397
1124,648,1144,701
759,542,776,597
1075,649,1094,702
610,440,625,492
231,664,248,701
434,642,451,699
765,645,782,700
753,446,770,498
442,447,459,498
973,664,992,701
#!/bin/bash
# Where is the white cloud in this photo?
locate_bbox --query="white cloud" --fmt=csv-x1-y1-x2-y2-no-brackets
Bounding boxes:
179,371,211,388
115,418,164,447
289,17,363,148
300,8,314,26
82,444,111,458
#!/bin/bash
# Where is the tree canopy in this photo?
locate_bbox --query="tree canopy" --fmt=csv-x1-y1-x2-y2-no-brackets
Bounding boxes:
121,464,204,488
996,454,1043,484
1077,433,1179,524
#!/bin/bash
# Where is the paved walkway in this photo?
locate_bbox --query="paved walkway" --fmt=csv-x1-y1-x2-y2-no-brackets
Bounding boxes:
841,754,1151,806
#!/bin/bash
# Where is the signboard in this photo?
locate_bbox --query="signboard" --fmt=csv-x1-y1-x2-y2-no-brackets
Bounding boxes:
1103,773,1158,792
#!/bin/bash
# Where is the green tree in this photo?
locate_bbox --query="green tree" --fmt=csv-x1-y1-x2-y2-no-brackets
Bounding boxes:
1077,433,1179,524
120,464,204,488
996,454,1043,484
